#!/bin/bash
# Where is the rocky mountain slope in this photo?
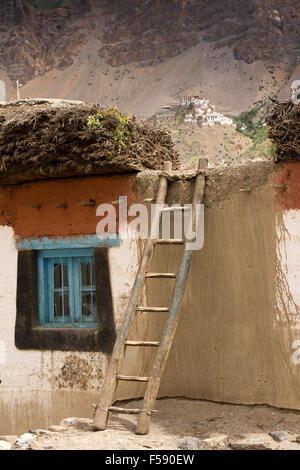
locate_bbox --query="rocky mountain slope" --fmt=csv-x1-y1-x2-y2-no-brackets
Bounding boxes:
1,0,300,116
100,0,300,71
0,0,91,84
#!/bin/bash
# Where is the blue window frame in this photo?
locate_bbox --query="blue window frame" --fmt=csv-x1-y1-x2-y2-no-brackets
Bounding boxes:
38,248,98,328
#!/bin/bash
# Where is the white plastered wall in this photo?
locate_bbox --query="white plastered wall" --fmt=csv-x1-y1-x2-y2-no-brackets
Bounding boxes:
0,226,139,392
277,209,300,366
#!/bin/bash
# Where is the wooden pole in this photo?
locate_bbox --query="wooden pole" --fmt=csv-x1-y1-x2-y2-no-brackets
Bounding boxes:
16,80,23,101
93,161,172,431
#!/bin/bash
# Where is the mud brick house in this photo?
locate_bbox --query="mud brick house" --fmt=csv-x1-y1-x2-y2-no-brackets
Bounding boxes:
0,100,299,435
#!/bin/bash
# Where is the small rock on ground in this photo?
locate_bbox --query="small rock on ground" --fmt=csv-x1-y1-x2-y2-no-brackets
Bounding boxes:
30,441,44,451
0,440,12,451
269,431,290,442
30,429,53,437
60,418,93,432
175,434,230,451
230,433,274,451
0,436,18,445
13,433,37,450
202,434,229,450
48,425,67,433
176,436,205,450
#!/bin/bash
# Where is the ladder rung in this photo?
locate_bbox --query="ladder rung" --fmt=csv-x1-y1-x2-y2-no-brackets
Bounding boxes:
108,406,158,415
145,273,176,279
116,375,149,382
125,341,160,347
154,239,185,245
161,206,192,213
136,307,169,312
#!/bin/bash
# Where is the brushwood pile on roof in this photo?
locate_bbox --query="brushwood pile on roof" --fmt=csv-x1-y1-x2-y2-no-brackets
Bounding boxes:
267,100,300,162
0,100,179,183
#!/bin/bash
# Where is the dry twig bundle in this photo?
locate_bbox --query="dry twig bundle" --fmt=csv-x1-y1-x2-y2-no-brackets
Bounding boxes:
0,101,179,183
267,100,300,162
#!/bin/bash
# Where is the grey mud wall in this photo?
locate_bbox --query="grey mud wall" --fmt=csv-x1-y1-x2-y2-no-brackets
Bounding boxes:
117,160,300,411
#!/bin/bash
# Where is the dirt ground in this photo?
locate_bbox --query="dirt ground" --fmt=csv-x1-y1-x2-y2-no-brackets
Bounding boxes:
30,398,300,450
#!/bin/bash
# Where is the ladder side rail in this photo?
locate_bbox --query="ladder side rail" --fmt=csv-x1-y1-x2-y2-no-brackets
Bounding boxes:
135,248,192,435
93,161,172,431
192,158,208,232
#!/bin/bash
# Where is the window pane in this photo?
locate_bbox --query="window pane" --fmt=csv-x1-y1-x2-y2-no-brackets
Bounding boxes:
54,292,63,318
93,295,97,318
54,263,68,288
54,264,62,289
81,292,97,319
63,293,70,318
82,293,92,317
92,263,96,286
81,262,91,287
54,292,70,319
63,264,69,287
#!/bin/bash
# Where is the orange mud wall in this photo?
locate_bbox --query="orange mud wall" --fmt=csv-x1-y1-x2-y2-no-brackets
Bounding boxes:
275,162,300,211
0,174,137,239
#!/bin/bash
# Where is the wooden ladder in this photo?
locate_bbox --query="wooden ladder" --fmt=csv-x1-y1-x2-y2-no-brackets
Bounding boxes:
93,158,208,435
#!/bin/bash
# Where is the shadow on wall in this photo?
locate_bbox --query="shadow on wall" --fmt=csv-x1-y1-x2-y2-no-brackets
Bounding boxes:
0,388,99,435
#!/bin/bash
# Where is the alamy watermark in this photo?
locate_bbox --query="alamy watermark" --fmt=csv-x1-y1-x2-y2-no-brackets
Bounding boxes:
95,196,204,251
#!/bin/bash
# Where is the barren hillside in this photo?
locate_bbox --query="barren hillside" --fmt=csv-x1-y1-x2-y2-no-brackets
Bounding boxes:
1,1,300,116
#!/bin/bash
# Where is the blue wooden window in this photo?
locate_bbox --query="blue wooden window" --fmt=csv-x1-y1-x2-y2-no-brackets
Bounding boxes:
38,249,98,328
